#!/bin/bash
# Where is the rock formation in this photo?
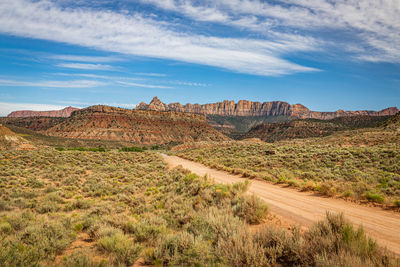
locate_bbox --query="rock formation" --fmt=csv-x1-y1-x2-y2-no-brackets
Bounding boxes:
242,115,392,142
7,106,79,118
45,105,230,144
0,124,35,150
137,97,399,120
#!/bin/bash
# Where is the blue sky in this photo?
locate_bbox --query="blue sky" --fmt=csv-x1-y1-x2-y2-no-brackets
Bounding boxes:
0,0,399,116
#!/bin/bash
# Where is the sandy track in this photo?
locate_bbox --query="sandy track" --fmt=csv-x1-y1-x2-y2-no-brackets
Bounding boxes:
161,154,400,255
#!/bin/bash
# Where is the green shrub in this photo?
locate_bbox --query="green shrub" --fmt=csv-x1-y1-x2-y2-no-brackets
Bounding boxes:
35,200,60,214
364,192,385,204
21,219,74,259
0,241,41,267
0,222,12,234
62,251,107,267
342,190,354,198
151,231,219,266
232,195,269,224
98,233,142,266
217,228,268,267
132,217,167,243
120,146,144,152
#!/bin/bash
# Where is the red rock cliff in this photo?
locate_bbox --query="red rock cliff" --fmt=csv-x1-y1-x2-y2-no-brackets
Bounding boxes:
7,106,79,118
136,97,399,119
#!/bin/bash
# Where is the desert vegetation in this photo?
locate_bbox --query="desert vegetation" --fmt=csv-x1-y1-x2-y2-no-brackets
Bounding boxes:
173,138,400,208
0,149,396,266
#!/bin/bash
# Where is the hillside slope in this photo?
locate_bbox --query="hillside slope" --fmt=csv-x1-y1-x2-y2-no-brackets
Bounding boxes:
45,105,230,144
0,117,66,131
0,124,35,150
243,115,391,142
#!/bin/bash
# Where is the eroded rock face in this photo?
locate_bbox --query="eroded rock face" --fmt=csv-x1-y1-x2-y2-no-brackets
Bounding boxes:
45,105,230,144
0,124,35,150
291,107,400,120
136,97,399,120
7,106,79,118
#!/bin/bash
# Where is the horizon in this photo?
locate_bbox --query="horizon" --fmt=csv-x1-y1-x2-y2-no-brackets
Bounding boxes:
2,95,399,117
1,0,400,116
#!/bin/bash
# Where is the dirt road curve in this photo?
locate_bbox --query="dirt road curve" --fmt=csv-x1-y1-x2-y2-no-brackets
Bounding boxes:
161,154,400,255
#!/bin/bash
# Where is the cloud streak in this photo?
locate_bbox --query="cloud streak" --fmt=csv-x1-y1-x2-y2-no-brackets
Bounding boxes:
118,81,173,89
57,63,118,71
142,0,400,63
0,79,105,88
50,54,123,63
0,0,319,76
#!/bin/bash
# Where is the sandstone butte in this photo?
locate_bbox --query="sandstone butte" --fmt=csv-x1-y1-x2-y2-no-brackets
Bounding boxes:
136,97,399,120
7,106,79,118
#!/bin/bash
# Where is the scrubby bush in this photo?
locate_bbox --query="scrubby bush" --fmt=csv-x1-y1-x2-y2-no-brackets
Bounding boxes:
120,146,144,152
98,232,142,266
151,231,219,266
62,251,107,267
364,191,385,204
232,194,269,224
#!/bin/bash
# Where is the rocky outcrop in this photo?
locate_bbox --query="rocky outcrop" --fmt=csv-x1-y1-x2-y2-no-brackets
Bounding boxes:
0,124,35,150
137,97,399,120
45,105,230,144
7,106,79,118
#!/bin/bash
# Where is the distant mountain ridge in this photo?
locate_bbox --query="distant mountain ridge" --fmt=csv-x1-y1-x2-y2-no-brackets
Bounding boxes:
136,97,399,120
44,105,230,144
242,115,393,142
7,106,79,118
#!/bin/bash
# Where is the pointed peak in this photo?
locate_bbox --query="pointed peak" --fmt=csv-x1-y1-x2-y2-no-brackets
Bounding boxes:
150,96,160,102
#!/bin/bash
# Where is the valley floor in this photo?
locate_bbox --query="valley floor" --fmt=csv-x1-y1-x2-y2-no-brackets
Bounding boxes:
162,154,400,255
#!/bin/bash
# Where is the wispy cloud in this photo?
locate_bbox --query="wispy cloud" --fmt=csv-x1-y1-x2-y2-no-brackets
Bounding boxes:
135,73,167,77
118,81,173,89
49,54,123,63
57,63,118,71
0,79,105,88
0,0,319,76
169,81,209,87
142,0,400,63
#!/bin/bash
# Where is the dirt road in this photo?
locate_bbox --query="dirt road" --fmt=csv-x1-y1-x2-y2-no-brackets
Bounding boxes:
161,154,400,255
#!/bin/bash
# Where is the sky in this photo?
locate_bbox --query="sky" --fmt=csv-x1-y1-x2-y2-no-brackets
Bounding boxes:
0,0,399,116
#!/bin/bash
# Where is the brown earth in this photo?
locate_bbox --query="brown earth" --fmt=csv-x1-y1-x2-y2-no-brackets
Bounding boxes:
161,154,400,255
7,106,79,117
0,117,66,131
137,96,398,120
243,115,392,142
45,105,230,144
0,124,35,150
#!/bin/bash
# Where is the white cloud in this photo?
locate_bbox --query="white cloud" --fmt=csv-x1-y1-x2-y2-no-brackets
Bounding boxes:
142,0,400,63
0,79,105,88
57,63,118,71
0,0,319,76
49,54,123,63
135,73,167,77
170,81,209,87
118,81,173,89
0,102,66,116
